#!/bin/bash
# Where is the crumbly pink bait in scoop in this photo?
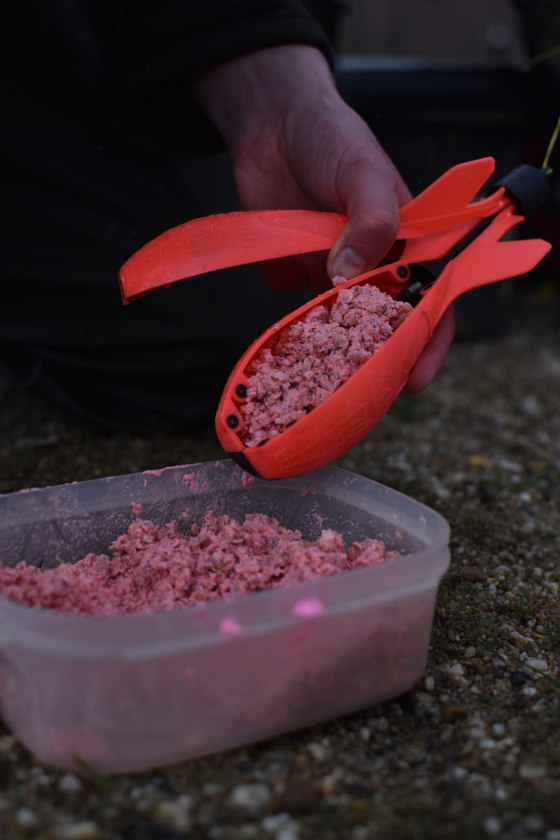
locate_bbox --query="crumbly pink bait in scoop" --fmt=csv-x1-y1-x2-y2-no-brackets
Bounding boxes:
0,513,400,617
240,283,412,446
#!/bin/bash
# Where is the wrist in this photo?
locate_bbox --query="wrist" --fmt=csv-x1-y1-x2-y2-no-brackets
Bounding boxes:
189,45,336,154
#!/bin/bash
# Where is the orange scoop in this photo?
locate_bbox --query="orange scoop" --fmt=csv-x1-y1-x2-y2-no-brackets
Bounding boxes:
119,158,551,479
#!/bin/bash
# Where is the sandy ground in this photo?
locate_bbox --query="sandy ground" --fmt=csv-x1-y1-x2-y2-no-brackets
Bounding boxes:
0,285,558,840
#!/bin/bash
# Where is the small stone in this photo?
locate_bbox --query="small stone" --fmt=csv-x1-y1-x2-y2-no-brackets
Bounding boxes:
202,782,224,796
153,795,194,832
58,773,84,794
494,784,508,801
262,818,300,840
444,706,467,723
447,662,465,677
316,774,338,796
277,825,300,840
491,722,506,737
227,783,272,816
59,822,101,840
519,762,547,781
510,670,532,686
424,676,435,692
465,646,476,659
15,808,39,829
483,816,502,836
458,565,485,581
468,454,489,469
0,736,16,751
307,741,330,762
522,685,538,697
524,815,544,832
261,813,292,833
469,725,487,740
525,657,548,672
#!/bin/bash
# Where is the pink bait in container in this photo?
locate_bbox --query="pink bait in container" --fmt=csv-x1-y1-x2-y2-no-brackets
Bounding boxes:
0,461,449,773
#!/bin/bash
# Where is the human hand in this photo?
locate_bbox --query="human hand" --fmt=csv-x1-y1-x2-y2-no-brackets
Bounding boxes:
189,45,454,390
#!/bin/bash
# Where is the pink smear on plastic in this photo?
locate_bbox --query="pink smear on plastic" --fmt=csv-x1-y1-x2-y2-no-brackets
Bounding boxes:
219,616,243,636
292,596,325,618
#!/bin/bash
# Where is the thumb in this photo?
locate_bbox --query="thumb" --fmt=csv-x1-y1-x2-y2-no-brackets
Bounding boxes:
327,162,411,280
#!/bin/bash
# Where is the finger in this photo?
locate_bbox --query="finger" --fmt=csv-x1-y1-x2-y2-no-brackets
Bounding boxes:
405,306,456,393
327,153,412,280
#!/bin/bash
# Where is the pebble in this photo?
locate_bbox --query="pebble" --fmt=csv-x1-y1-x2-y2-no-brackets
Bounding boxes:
522,685,538,697
510,670,532,686
15,808,38,829
261,813,292,833
0,736,16,752
307,741,330,762
483,816,502,836
525,657,548,672
153,797,193,833
202,782,225,796
227,783,272,815
443,706,467,723
518,762,547,781
58,773,83,795
277,826,300,840
524,815,544,832
58,822,101,840
262,816,301,840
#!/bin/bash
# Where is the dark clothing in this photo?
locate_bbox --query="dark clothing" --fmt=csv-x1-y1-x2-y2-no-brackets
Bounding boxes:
1,1,331,432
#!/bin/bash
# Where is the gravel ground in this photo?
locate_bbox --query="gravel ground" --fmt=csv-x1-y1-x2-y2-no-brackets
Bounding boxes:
0,285,558,840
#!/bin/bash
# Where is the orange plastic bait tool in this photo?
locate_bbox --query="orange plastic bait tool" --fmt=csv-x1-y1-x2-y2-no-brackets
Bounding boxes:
119,158,551,479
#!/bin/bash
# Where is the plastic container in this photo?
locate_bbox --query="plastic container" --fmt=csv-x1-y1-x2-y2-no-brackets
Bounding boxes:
0,460,450,773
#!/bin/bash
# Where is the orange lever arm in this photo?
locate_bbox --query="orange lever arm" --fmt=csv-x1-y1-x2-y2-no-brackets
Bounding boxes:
119,210,346,303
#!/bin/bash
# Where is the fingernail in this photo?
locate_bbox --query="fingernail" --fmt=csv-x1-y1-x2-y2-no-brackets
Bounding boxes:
331,247,366,280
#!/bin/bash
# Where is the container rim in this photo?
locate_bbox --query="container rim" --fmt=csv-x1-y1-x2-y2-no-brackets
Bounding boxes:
0,462,451,656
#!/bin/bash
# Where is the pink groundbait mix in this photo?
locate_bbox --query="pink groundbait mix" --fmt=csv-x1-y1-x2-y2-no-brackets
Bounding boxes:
0,512,400,616
240,282,412,446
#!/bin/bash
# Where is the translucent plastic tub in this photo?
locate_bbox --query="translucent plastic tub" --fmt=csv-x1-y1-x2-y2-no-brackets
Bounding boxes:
0,461,450,773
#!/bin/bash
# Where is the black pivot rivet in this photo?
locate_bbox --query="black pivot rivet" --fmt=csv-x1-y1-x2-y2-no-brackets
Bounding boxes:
397,265,409,279
226,414,239,429
235,384,247,399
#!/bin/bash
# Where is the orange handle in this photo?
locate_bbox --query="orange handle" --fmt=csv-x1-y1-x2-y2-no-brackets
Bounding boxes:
119,210,346,303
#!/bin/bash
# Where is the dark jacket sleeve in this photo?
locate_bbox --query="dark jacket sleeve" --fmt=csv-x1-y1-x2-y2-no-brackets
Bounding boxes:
110,1,333,94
